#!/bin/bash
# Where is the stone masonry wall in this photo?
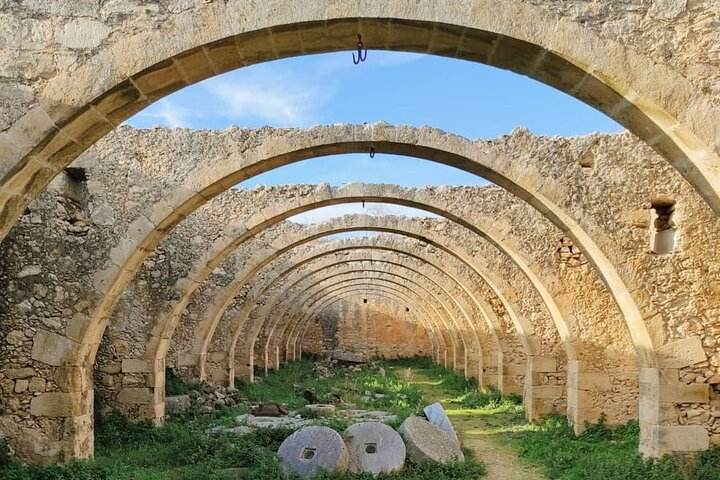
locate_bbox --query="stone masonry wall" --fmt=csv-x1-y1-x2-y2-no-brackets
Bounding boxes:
291,294,433,360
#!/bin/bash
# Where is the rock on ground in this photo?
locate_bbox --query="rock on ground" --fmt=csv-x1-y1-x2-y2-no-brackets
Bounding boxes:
278,426,349,478
343,422,406,476
165,394,191,415
423,402,459,443
399,416,465,464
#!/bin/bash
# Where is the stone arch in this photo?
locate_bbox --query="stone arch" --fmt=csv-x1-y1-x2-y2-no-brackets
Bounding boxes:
227,241,509,384
279,287,445,364
267,272,468,375
3,0,719,245
293,288,439,361
10,128,676,459
125,187,575,376
259,242,509,380
228,260,479,379
251,282,450,378
228,251,489,382
176,216,532,383
81,129,656,372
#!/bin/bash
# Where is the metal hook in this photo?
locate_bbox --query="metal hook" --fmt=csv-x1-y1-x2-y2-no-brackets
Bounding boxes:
369,147,375,158
352,34,368,64
362,199,365,208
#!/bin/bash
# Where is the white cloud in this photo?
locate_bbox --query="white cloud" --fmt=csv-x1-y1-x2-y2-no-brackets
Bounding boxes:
204,67,334,126
136,99,192,128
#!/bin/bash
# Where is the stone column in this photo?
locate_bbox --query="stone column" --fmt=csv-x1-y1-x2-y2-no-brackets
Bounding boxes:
524,355,563,421
465,348,482,385
110,357,165,425
639,368,710,456
566,360,612,434
1,329,95,464
499,363,525,395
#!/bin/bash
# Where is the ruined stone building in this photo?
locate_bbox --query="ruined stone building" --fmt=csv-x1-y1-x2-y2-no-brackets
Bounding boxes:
1,0,720,466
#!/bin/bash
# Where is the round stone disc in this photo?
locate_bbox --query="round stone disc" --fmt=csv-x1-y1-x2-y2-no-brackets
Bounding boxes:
343,422,406,475
278,425,349,478
399,416,465,464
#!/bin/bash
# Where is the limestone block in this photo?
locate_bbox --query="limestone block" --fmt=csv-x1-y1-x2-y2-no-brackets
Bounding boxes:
65,312,91,342
304,404,336,417
399,416,464,464
343,422,406,476
58,19,111,49
30,392,91,417
423,402,459,443
658,336,707,368
165,395,191,415
31,330,77,366
660,384,710,404
530,355,557,373
122,358,153,373
4,367,35,379
529,385,564,399
569,372,612,391
278,426,349,478
117,387,152,405
14,379,28,393
651,425,709,453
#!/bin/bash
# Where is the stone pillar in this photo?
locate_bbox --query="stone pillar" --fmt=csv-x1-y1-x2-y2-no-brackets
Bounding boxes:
481,349,499,389
111,357,165,425
524,355,563,421
1,363,95,465
639,367,710,456
499,363,525,396
465,348,482,385
566,360,612,434
204,351,230,386
234,345,254,383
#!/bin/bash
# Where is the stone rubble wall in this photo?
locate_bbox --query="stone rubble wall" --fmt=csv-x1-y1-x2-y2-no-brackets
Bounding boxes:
296,295,434,360
0,120,719,461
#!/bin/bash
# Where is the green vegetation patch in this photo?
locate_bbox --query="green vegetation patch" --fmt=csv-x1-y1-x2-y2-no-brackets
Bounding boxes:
0,358,485,480
513,414,720,480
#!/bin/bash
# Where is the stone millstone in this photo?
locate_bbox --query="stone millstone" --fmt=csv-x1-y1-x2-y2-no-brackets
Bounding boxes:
343,422,406,476
399,416,464,464
423,402,459,443
278,426,349,478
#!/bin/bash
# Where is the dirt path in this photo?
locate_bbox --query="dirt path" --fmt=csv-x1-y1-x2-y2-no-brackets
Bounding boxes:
404,370,546,480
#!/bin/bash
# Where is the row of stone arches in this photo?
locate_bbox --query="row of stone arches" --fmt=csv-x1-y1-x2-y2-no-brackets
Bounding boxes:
2,1,720,463
2,121,717,462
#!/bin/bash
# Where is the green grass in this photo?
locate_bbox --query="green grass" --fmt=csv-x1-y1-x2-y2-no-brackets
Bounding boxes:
0,358,484,480
236,358,425,420
8,357,720,480
512,414,720,480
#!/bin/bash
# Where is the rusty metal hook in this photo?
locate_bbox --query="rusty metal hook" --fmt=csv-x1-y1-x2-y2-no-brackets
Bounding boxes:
369,147,375,158
352,34,368,64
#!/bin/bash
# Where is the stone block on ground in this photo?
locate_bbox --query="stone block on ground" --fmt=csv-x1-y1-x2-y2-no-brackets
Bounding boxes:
339,409,398,423
237,413,308,429
278,426,349,478
304,404,336,417
399,416,464,464
165,395,191,415
423,402,459,443
343,422,406,475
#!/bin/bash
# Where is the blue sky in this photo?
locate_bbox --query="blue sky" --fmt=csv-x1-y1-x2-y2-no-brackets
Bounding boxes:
127,51,622,189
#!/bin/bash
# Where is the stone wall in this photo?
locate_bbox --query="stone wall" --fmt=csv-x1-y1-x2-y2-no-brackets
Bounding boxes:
292,294,433,360
1,121,720,461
